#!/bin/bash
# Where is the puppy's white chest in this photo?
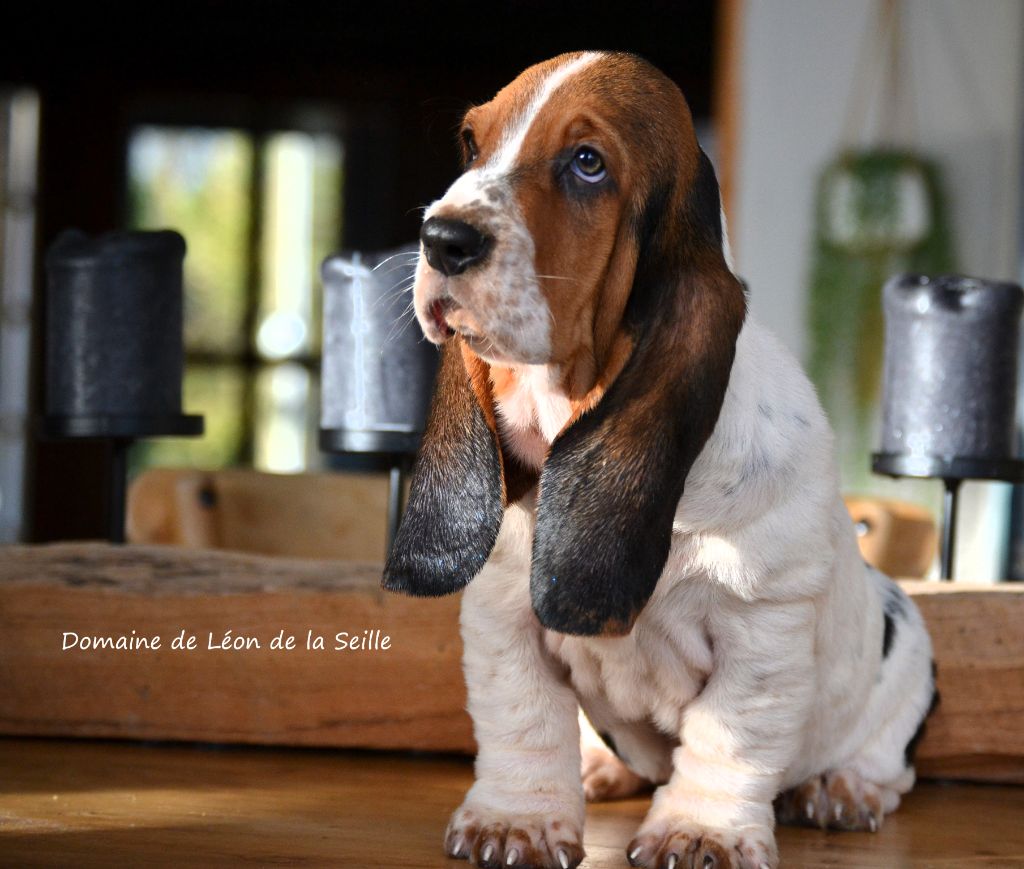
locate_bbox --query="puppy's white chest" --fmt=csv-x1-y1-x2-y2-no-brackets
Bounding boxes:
495,365,574,469
545,583,714,736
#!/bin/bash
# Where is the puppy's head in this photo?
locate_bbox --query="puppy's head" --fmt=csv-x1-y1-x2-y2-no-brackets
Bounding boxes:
386,52,746,636
414,51,716,379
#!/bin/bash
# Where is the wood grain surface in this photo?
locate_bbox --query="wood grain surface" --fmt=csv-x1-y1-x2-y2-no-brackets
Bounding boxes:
0,738,1022,868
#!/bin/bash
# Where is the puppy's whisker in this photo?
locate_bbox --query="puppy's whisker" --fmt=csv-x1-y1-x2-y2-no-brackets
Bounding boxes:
390,308,424,347
380,297,418,339
382,276,417,299
376,263,419,282
371,271,418,294
376,277,415,297
385,319,415,350
378,294,414,317
370,288,414,316
478,333,500,359
372,251,420,272
369,277,417,313
381,308,419,349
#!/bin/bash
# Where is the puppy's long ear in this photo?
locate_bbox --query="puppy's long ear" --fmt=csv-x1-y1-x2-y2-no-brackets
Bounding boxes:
383,338,521,595
531,151,746,635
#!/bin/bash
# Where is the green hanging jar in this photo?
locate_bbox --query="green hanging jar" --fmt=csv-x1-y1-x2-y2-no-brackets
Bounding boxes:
807,149,955,489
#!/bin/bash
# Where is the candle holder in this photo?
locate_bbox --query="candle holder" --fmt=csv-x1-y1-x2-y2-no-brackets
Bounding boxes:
39,229,204,542
872,273,1024,579
319,246,437,553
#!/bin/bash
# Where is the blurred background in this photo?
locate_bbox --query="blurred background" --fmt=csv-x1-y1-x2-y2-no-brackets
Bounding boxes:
1,0,1022,579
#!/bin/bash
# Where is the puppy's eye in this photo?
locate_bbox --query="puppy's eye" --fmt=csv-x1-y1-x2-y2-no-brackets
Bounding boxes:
462,129,479,166
570,146,606,183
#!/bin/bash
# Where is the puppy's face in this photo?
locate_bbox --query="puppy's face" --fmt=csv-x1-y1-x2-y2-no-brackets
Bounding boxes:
414,52,704,382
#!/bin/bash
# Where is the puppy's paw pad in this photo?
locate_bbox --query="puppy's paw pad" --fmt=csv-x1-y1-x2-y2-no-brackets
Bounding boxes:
444,804,583,869
627,821,776,869
581,750,649,802
775,768,894,832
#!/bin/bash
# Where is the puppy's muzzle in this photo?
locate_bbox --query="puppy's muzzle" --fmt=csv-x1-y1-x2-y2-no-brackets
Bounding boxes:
421,216,491,276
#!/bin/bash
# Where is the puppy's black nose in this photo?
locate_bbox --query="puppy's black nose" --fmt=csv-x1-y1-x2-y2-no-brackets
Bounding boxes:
420,217,490,277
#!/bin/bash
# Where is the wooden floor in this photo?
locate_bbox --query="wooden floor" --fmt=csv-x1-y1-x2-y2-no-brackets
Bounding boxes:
0,739,1022,868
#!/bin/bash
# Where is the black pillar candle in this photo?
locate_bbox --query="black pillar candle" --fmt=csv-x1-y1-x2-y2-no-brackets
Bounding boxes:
41,228,203,543
44,229,200,436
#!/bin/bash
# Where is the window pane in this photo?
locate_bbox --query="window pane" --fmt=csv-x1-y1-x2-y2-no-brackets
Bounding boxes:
0,89,39,543
254,362,322,472
130,364,246,473
127,126,252,355
257,132,342,360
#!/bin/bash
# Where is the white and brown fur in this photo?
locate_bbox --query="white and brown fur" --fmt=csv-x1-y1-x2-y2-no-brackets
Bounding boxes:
383,52,936,869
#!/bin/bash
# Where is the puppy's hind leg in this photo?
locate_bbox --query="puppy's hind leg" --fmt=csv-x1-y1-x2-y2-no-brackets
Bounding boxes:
774,767,906,832
579,710,651,802
777,575,937,834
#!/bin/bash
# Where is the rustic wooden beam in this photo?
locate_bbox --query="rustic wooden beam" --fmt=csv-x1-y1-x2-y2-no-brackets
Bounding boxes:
902,580,1024,783
0,543,472,752
1,545,1021,783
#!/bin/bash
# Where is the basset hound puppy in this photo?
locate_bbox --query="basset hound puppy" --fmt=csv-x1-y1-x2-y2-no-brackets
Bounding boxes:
383,51,936,869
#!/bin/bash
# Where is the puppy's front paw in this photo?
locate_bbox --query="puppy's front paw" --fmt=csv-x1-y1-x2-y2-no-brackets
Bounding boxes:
626,818,777,869
444,803,584,869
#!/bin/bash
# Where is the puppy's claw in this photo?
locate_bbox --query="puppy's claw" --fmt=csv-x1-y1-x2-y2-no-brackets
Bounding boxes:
805,800,815,821
628,844,645,866
629,820,775,869
833,803,843,822
446,803,582,869
868,815,878,833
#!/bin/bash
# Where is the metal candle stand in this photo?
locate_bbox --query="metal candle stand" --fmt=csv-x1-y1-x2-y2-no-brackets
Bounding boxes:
39,416,203,544
318,246,437,554
872,454,1024,579
872,273,1024,580
40,230,203,542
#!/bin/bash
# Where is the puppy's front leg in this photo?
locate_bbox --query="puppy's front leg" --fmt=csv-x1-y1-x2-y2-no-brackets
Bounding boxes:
628,599,816,869
446,506,585,869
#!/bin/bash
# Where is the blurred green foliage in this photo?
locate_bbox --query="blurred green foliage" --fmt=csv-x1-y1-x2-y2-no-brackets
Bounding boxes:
127,127,342,476
128,128,252,354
